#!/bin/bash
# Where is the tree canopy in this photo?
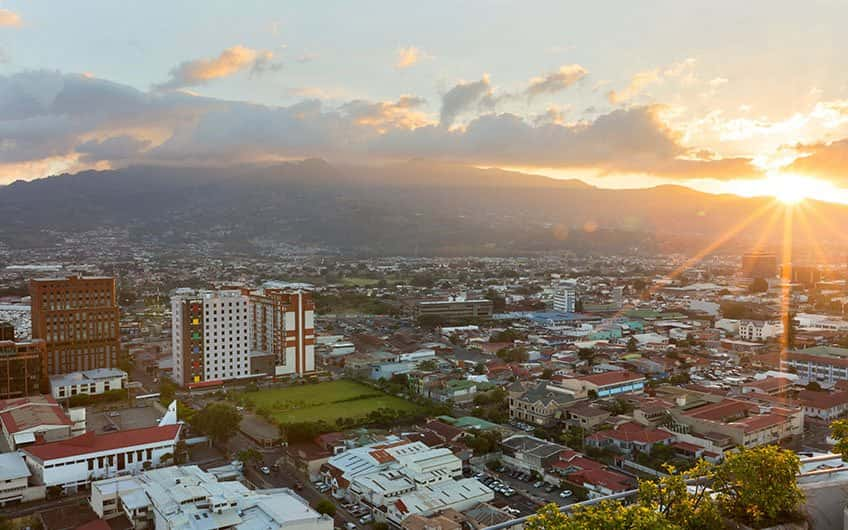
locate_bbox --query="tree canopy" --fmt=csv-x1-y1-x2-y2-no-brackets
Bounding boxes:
189,402,242,444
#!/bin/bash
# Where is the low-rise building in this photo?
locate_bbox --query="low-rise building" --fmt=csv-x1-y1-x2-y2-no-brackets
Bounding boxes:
782,346,848,384
23,410,181,491
0,395,75,450
738,320,782,342
90,465,332,530
500,435,566,475
586,421,675,454
49,368,127,401
508,382,577,427
556,371,646,399
0,452,32,506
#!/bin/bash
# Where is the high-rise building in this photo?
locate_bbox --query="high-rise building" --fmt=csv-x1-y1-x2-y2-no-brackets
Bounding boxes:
246,282,316,378
741,252,777,279
0,321,14,341
171,289,250,387
553,286,577,313
30,275,120,375
0,338,46,398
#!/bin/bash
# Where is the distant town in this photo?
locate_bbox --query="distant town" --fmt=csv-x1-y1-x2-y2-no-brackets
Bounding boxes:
0,241,847,529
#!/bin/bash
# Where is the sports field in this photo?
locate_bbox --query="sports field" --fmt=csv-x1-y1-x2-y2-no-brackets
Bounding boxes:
240,380,421,424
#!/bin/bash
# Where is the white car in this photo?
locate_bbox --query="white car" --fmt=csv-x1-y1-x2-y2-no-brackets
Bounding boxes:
560,490,573,498
260,466,271,475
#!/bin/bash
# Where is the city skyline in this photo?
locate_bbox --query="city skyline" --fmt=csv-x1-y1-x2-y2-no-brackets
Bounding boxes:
2,2,848,203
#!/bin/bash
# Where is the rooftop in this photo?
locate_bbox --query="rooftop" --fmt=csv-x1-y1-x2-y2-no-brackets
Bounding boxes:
24,424,181,461
0,395,71,434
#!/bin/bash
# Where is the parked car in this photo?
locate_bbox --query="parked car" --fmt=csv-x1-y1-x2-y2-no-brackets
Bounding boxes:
345,523,357,530
260,466,271,475
545,485,556,493
533,481,544,488
560,490,573,498
359,515,373,525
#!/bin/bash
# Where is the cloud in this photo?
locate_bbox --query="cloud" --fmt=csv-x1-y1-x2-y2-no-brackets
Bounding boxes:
608,69,661,104
526,65,587,98
374,105,760,180
339,95,431,131
0,9,21,27
608,58,698,105
785,138,848,181
0,70,763,184
396,46,429,69
155,46,276,90
250,51,284,76
439,75,492,127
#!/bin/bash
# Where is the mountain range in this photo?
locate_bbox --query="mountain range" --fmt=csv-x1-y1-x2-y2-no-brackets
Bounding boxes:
1,160,844,257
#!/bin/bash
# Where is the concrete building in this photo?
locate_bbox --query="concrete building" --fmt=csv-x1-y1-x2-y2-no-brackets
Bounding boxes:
90,465,332,530
0,322,14,341
556,371,646,398
321,438,492,525
30,275,120,375
23,421,181,492
171,289,251,387
508,382,577,427
415,296,493,322
738,320,782,342
741,251,777,279
246,282,316,378
781,346,848,385
552,287,576,313
0,452,32,506
49,368,127,401
0,339,45,398
0,395,77,449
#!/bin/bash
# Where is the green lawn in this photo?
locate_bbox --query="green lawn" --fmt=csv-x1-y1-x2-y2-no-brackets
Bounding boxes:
241,380,422,424
340,277,381,287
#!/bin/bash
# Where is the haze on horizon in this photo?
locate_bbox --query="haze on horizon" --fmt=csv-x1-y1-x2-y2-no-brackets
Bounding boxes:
2,1,848,204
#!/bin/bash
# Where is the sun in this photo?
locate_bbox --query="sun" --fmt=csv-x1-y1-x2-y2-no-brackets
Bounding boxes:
726,173,840,204
769,174,808,204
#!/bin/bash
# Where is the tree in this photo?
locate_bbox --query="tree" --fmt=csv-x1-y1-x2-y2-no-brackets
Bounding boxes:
637,462,721,530
315,499,336,516
806,380,823,391
190,403,242,444
710,445,804,528
525,501,679,530
749,277,769,293
626,337,638,352
237,448,262,465
831,418,848,461
159,379,177,406
541,368,554,379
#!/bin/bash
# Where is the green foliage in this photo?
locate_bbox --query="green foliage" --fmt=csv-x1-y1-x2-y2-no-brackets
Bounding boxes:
190,403,242,444
466,430,501,456
627,337,638,352
237,448,262,464
806,380,822,391
316,292,397,315
496,347,528,363
68,388,128,407
832,418,848,461
159,379,177,406
315,499,336,516
710,446,804,528
490,329,525,343
749,277,769,293
525,501,680,530
529,446,804,530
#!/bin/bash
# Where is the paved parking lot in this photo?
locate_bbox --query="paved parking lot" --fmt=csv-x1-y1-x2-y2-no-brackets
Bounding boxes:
86,404,161,433
479,469,577,511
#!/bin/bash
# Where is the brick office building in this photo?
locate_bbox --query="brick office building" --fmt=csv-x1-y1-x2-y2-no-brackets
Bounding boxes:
30,275,120,375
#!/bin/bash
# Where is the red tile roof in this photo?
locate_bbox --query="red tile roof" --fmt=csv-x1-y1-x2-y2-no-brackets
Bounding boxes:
0,395,71,433
576,370,645,387
568,468,633,492
24,424,181,461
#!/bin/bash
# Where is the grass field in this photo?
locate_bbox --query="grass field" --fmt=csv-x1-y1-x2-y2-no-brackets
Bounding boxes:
240,380,422,424
340,277,381,287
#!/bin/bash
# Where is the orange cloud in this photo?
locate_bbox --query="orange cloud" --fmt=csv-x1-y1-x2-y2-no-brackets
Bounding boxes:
608,69,661,104
396,46,429,69
156,45,276,90
0,9,21,27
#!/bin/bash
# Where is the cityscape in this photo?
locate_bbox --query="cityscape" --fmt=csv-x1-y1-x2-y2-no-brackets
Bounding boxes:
3,2,848,530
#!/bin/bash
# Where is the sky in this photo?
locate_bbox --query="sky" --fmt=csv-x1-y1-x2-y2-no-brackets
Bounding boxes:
3,1,848,202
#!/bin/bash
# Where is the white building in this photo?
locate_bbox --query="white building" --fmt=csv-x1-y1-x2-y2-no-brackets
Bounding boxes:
738,320,782,342
91,465,332,530
553,286,577,313
50,368,128,401
22,406,181,492
0,452,32,506
0,395,81,450
248,282,316,378
321,439,492,526
171,289,251,387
